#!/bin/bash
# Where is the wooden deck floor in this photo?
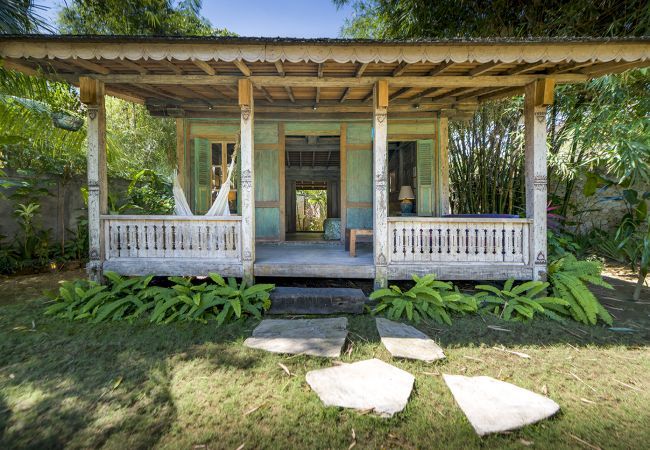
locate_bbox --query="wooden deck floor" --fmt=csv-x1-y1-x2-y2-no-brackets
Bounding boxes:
254,243,375,278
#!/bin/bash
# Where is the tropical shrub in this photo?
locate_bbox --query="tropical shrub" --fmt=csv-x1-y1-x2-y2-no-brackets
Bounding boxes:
475,279,568,322
369,274,477,325
44,272,274,325
547,255,614,325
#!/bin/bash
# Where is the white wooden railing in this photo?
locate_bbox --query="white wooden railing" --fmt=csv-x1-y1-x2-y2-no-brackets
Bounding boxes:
102,215,242,261
388,217,531,265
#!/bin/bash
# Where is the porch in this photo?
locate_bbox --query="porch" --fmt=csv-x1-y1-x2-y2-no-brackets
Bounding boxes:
2,35,645,286
100,214,532,280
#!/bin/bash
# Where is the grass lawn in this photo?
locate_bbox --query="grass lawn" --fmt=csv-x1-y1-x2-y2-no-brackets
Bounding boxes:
0,270,649,449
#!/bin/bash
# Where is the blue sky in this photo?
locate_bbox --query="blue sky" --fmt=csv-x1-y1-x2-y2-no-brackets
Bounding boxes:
40,0,354,38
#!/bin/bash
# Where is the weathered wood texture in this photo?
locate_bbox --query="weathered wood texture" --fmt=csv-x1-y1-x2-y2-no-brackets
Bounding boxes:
82,77,107,282
103,258,243,277
239,79,255,280
373,81,389,288
388,217,530,265
103,216,242,261
524,82,549,280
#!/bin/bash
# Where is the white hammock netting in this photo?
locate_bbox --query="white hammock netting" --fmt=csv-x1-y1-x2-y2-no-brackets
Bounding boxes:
173,147,238,217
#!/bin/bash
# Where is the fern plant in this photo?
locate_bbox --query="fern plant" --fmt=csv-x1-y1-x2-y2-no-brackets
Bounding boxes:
370,274,477,325
547,254,613,325
44,272,274,325
475,279,568,322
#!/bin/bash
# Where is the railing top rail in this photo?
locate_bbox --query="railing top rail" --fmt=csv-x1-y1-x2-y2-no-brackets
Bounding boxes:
101,215,242,222
388,216,532,224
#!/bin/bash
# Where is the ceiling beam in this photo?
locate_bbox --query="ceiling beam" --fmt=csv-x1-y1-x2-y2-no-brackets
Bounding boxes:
192,59,215,76
315,63,323,104
551,61,596,74
93,73,585,87
469,62,501,76
507,62,547,75
392,62,410,77
581,60,648,76
389,87,412,101
158,59,183,75
233,60,251,76
356,63,368,78
273,60,295,102
339,87,352,103
429,61,455,76
255,84,274,103
118,59,149,75
68,58,111,75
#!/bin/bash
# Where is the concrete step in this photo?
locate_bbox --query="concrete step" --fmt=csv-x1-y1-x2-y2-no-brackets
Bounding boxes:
268,287,367,315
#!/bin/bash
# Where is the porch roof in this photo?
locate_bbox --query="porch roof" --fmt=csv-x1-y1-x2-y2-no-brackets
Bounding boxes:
1,35,648,119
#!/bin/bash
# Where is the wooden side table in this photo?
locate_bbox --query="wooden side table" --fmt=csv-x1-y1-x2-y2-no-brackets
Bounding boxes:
345,228,373,257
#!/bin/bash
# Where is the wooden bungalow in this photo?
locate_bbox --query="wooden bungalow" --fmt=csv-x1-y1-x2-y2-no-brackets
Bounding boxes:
1,35,648,287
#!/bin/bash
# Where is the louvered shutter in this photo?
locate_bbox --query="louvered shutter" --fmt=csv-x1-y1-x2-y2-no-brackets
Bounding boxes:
416,139,434,216
192,138,212,213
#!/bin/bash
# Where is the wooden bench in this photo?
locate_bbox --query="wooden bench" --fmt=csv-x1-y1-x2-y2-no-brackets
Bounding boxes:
345,228,373,257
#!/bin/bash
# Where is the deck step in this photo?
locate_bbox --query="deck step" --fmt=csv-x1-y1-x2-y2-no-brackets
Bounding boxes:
268,287,367,315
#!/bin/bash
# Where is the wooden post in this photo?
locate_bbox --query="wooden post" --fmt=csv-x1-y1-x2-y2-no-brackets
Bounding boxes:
438,115,450,215
239,79,255,282
373,80,389,288
524,80,552,280
80,77,107,283
340,123,347,244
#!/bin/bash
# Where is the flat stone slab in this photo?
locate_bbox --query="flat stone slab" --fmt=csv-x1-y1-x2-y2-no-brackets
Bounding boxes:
376,318,445,362
268,287,366,315
443,374,560,436
244,318,348,357
306,358,414,417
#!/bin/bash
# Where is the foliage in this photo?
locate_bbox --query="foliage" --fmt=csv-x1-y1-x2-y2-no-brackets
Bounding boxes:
125,169,174,214
369,274,477,325
335,0,650,39
297,189,327,231
448,100,525,214
0,0,52,33
58,0,235,36
44,272,274,325
547,255,613,325
475,279,568,322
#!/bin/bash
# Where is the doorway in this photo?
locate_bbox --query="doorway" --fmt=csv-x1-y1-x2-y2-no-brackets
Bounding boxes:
285,135,341,240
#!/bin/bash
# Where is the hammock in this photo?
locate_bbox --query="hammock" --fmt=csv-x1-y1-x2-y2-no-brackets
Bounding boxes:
173,146,238,216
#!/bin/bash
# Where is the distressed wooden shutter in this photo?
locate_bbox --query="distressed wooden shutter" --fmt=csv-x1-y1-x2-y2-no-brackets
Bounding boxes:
416,139,434,216
192,138,211,213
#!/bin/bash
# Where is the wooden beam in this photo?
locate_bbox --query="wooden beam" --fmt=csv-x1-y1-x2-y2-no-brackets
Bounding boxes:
117,59,149,75
373,81,388,288
429,61,455,76
239,77,254,281
2,59,38,75
339,87,352,103
192,59,215,76
284,86,295,103
356,63,368,78
158,59,183,75
389,87,412,101
233,60,251,76
274,61,285,76
477,86,525,102
581,60,648,76
317,63,324,78
315,86,321,104
256,84,274,103
92,73,588,87
534,78,555,106
469,62,501,76
69,58,111,75
392,62,410,77
507,62,547,75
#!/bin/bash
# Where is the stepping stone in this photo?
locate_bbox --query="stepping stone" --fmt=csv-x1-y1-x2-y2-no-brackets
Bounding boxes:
244,318,348,358
306,358,414,417
268,287,366,315
376,318,445,362
443,374,560,436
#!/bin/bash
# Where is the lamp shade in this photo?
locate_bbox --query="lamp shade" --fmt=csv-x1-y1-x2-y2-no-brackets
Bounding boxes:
398,185,415,200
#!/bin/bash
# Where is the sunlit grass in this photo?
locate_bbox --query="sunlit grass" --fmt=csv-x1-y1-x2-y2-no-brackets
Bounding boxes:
0,274,649,449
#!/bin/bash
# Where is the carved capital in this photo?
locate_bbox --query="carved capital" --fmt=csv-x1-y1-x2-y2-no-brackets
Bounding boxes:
535,111,545,124
241,168,253,191
87,107,98,120
241,105,251,122
375,110,387,124
533,175,547,191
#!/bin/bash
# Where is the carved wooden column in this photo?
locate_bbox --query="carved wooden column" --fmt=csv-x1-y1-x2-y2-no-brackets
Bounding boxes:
524,79,554,280
373,80,389,288
438,115,451,215
80,77,107,283
239,79,255,282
